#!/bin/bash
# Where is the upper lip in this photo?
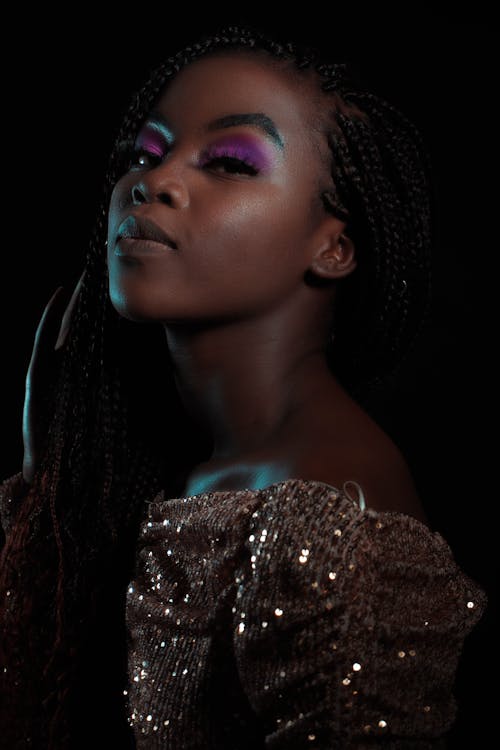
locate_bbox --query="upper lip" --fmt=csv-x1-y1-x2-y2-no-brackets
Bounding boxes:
116,215,178,249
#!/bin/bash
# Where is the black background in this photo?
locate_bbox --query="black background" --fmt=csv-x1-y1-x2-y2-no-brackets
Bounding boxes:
1,11,495,748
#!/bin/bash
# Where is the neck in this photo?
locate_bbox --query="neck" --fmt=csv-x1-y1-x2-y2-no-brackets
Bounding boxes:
164,305,336,460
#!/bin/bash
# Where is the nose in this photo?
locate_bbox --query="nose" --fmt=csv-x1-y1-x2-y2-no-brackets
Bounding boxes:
131,164,189,209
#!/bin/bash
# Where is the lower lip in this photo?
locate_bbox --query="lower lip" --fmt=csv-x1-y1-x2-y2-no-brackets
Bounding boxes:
114,237,175,257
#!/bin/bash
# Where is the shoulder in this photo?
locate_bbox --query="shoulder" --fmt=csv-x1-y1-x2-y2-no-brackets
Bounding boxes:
240,476,487,633
340,435,428,523
233,477,487,744
298,392,428,523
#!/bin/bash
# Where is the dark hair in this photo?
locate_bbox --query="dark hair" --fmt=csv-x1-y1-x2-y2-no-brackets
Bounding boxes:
0,23,433,747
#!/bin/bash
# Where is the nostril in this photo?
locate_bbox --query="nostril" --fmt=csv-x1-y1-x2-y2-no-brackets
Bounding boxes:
158,192,173,206
131,185,145,204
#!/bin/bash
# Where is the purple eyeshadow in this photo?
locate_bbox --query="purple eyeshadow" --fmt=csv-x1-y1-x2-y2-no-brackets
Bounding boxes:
135,131,166,158
135,123,277,171
203,134,274,171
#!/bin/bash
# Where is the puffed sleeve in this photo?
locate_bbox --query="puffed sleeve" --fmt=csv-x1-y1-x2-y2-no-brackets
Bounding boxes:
231,481,487,749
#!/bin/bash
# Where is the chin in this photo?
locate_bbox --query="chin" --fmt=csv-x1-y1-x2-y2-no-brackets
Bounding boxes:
108,286,153,323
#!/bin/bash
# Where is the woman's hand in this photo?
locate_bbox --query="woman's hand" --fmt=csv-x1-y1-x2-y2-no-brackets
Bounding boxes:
22,271,86,485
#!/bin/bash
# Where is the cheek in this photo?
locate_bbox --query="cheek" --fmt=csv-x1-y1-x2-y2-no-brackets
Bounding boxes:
108,176,133,223
194,187,310,279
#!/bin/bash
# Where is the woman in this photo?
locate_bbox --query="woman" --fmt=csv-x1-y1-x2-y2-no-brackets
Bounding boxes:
0,24,486,749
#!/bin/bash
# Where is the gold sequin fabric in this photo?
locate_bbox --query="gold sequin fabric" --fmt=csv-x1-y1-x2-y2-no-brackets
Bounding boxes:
125,478,485,748
0,474,487,748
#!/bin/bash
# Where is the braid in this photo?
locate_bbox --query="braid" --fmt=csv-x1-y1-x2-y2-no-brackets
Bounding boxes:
0,23,433,747
305,80,433,398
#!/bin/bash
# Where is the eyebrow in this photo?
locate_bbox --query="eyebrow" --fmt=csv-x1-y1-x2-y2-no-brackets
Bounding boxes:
147,111,285,150
205,113,285,150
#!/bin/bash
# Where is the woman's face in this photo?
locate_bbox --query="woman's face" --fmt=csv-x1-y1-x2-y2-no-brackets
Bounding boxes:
107,51,339,324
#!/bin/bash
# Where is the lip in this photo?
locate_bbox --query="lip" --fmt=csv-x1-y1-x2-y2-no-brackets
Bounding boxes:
114,237,177,258
115,215,178,255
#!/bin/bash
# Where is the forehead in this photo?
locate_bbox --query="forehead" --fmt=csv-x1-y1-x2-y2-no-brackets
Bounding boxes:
151,51,330,158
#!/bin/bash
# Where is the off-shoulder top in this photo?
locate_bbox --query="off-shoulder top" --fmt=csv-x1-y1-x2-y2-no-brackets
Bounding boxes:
0,473,487,749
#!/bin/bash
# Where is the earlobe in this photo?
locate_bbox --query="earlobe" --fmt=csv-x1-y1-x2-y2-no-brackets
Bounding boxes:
309,233,357,281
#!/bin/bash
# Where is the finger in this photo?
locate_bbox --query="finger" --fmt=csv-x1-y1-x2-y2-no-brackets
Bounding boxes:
27,286,71,380
54,270,86,351
22,388,35,484
23,286,73,475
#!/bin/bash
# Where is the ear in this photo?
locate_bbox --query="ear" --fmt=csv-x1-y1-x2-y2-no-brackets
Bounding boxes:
307,218,356,281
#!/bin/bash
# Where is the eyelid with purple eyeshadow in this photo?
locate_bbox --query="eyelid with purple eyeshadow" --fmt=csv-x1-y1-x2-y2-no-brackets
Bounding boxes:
135,126,277,172
200,134,276,172
135,131,166,158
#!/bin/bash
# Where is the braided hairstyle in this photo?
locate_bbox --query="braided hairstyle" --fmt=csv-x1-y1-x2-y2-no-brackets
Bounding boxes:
0,23,433,748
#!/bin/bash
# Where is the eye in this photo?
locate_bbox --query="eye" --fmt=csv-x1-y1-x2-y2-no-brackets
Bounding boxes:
201,143,259,176
203,155,258,176
128,148,162,170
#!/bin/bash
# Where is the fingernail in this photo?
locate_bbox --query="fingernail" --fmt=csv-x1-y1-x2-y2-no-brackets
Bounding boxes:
54,329,66,351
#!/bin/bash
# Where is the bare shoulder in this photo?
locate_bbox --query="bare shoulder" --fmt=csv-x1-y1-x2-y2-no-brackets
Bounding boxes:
299,391,429,524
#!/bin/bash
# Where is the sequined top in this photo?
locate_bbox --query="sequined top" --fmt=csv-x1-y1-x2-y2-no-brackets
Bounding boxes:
0,473,487,749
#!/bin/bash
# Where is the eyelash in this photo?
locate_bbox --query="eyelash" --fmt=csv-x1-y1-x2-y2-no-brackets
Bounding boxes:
129,146,259,176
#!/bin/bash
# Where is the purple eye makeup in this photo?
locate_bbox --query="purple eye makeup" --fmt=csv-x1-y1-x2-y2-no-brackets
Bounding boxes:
135,121,172,159
132,116,281,175
200,134,275,173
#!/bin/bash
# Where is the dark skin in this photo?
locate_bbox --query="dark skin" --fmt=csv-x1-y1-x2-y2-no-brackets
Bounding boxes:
105,50,427,523
24,51,426,524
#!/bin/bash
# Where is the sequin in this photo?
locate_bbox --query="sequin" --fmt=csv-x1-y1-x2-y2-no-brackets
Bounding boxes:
64,473,486,749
